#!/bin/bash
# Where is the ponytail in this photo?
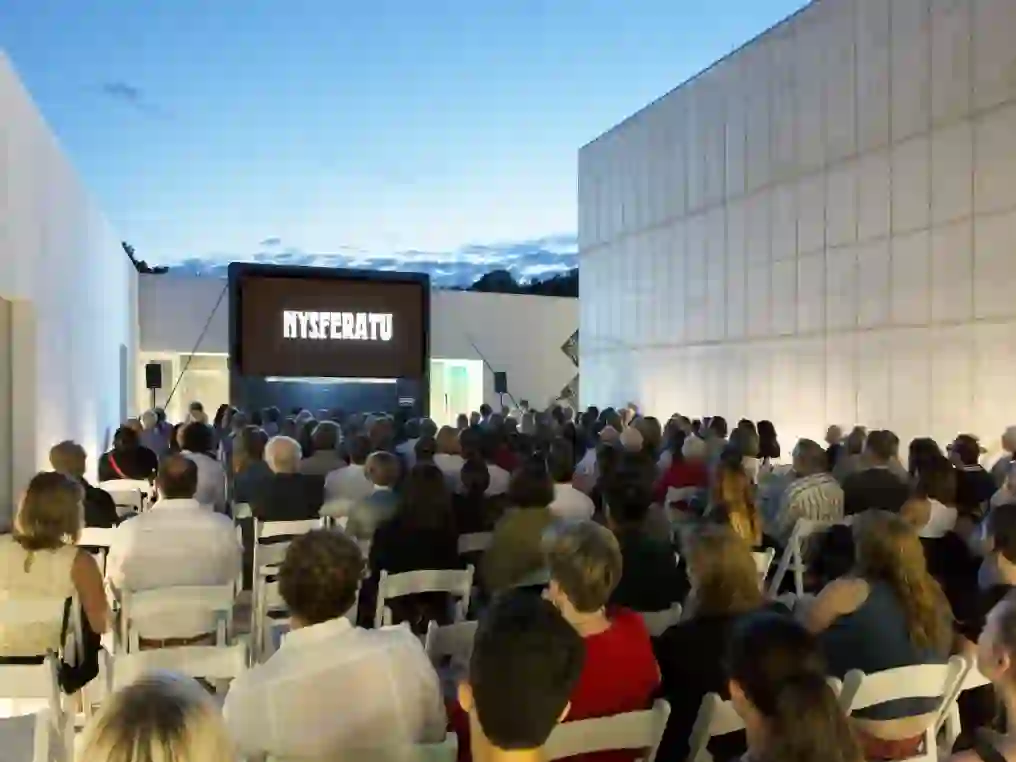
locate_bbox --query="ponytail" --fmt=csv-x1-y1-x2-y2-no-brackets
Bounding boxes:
764,674,862,762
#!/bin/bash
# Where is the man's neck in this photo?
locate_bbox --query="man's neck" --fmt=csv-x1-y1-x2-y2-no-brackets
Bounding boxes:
474,746,544,762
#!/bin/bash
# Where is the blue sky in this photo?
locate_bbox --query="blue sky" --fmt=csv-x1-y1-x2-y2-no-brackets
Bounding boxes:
1,0,805,286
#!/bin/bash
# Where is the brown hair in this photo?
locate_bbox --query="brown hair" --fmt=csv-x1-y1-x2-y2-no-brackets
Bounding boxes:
685,525,762,618
15,472,83,566
712,462,762,547
853,511,953,653
435,426,460,455
541,520,622,613
279,530,364,625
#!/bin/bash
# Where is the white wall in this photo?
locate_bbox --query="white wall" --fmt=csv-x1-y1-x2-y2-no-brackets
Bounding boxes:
138,275,578,413
0,51,138,511
578,0,1016,454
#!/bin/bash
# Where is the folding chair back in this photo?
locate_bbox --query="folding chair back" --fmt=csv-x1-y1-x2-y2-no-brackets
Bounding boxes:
638,604,683,637
98,480,151,515
544,699,671,761
112,641,248,690
767,518,833,596
374,566,474,628
457,532,493,556
752,548,775,588
120,584,235,652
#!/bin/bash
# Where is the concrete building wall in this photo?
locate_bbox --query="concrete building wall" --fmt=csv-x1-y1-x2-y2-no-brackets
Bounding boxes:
578,0,1016,453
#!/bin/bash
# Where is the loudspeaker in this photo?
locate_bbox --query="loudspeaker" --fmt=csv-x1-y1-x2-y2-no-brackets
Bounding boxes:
144,362,163,390
493,371,508,395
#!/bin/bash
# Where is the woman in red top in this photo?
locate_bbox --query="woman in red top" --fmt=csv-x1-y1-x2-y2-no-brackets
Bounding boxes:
448,519,660,762
541,519,661,762
653,430,709,511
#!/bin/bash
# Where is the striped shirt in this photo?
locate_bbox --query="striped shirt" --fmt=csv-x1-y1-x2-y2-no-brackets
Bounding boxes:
776,472,844,545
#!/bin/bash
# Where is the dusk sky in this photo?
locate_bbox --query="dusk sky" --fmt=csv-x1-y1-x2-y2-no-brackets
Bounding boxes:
2,0,806,286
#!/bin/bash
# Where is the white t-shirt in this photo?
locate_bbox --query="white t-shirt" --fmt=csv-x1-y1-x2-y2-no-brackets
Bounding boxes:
549,483,595,521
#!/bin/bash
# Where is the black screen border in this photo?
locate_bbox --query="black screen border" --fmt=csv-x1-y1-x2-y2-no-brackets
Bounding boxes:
227,262,431,381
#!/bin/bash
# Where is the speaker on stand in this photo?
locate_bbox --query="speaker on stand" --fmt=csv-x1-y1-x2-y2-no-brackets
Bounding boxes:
145,362,163,410
493,371,508,411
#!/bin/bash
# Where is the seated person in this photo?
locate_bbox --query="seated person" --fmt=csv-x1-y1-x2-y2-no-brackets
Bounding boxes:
547,438,595,520
50,440,119,527
298,420,345,476
453,458,506,536
98,425,158,483
482,459,557,593
729,612,863,762
434,425,466,490
605,470,686,612
773,439,844,546
225,530,447,759
345,451,400,540
231,425,272,505
179,422,226,511
106,455,240,647
542,520,659,762
250,436,324,523
710,458,763,548
0,472,108,687
842,430,910,516
654,525,773,762
414,436,438,466
457,591,584,762
364,464,462,631
803,510,954,759
652,431,709,512
323,434,373,508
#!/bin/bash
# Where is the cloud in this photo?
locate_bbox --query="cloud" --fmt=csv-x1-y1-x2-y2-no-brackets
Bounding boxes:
167,233,578,288
98,81,169,118
259,237,282,247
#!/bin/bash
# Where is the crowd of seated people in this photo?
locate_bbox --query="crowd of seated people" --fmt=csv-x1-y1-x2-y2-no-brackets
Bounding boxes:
12,400,1016,761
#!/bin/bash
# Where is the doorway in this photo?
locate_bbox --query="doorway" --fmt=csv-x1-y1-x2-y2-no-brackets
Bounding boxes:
429,359,483,426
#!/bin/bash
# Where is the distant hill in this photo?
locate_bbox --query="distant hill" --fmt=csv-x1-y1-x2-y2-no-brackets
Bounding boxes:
467,268,577,297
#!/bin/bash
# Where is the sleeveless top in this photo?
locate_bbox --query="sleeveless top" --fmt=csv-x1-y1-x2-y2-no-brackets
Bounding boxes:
820,579,948,720
0,536,77,657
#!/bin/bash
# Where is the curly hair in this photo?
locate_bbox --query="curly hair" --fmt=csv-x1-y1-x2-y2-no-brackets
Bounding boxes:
853,510,953,654
711,461,762,547
684,525,762,618
279,530,364,624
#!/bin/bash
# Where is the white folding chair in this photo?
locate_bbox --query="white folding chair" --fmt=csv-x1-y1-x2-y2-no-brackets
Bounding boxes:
752,549,775,589
937,654,991,752
232,502,252,520
0,600,74,762
638,604,683,637
78,527,117,576
425,620,478,665
255,578,290,662
767,518,834,596
250,519,323,656
112,641,248,693
119,584,236,653
839,657,968,762
544,699,670,761
374,566,475,628
266,734,458,762
685,692,744,762
98,479,151,516
457,532,493,556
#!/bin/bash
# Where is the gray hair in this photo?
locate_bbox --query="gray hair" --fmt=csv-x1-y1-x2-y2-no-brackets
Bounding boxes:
265,436,302,474
682,435,708,461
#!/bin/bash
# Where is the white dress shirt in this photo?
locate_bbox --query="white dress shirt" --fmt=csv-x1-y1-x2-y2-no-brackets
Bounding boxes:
182,451,227,511
223,617,447,761
486,463,510,496
105,498,241,638
549,482,595,521
433,453,465,490
324,463,374,504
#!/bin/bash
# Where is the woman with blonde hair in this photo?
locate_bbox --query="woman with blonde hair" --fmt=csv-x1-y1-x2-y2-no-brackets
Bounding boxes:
0,472,108,663
804,510,954,759
710,458,763,547
79,673,235,762
654,526,770,761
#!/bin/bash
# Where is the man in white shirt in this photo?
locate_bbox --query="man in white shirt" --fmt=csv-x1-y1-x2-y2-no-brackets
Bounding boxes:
547,439,594,520
180,422,227,512
224,529,446,760
323,434,374,512
105,454,241,645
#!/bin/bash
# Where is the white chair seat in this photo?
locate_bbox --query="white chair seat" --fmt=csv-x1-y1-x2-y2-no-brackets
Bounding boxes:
457,532,493,556
544,699,670,761
374,566,474,628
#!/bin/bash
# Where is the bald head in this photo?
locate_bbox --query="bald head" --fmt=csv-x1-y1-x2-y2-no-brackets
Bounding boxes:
265,436,302,474
50,441,86,479
157,454,198,500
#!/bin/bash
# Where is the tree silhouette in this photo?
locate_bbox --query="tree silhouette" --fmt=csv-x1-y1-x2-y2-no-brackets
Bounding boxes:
468,268,577,297
122,242,168,274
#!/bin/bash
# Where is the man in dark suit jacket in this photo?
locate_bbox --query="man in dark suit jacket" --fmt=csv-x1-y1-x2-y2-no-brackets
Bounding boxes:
251,435,324,523
842,430,911,516
232,426,273,505
50,440,120,527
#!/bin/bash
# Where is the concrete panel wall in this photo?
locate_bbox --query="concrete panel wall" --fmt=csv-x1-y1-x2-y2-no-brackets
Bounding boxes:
0,52,138,506
578,0,1016,453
